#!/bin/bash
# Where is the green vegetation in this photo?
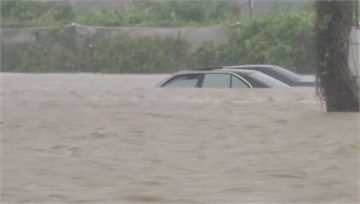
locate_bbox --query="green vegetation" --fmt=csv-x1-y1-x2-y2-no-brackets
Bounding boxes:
1,1,75,28
193,11,316,73
1,1,318,74
1,1,240,28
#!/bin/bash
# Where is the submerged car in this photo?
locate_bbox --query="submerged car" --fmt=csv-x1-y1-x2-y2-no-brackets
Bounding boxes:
156,69,290,89
219,64,316,87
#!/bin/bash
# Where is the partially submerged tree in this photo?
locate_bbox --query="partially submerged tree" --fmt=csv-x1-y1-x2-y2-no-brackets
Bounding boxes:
315,0,359,112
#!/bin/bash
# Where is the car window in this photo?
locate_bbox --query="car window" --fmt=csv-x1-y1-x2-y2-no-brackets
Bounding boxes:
231,75,249,88
233,66,300,86
162,74,201,88
249,72,289,88
273,66,303,81
202,73,230,88
258,67,302,85
259,68,292,85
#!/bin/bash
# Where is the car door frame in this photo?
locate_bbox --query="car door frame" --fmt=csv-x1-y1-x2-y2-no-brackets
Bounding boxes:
230,73,253,88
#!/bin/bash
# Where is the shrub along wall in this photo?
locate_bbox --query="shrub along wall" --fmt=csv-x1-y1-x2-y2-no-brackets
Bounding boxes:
2,27,192,74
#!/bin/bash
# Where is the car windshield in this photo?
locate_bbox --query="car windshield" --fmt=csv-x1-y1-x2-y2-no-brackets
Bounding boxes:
249,72,290,88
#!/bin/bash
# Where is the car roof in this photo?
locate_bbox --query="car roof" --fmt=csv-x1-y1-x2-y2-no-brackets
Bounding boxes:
223,64,279,69
173,68,259,75
188,64,281,71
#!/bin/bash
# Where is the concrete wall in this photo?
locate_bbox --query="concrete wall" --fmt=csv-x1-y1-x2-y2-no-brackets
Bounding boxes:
1,24,231,71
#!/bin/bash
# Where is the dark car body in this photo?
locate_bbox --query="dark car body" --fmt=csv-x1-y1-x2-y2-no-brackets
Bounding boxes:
221,65,316,87
156,69,290,89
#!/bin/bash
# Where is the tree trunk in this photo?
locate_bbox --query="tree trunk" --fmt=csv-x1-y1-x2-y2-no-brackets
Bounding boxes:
315,1,359,112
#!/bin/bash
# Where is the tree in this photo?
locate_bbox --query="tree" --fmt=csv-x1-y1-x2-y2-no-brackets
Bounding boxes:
315,0,359,112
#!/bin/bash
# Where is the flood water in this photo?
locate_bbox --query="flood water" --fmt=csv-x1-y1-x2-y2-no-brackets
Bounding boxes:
1,73,359,203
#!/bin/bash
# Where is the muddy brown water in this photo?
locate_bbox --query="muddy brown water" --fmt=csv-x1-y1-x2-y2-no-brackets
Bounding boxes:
1,73,359,203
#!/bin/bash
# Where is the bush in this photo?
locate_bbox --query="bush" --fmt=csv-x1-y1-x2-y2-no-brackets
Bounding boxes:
1,1,75,28
191,11,316,74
